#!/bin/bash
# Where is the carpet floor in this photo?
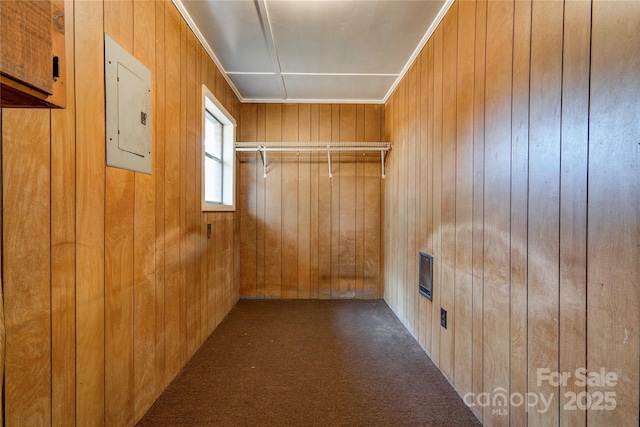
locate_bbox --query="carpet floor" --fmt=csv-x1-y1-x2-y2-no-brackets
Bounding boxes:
137,299,481,427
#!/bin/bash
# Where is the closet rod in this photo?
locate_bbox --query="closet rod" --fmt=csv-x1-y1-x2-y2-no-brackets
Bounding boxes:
235,143,391,179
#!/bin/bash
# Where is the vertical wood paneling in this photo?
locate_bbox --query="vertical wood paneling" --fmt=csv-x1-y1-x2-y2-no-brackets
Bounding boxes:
396,80,406,321
454,0,474,398
74,1,105,423
309,104,320,298
265,104,282,298
385,1,639,426
559,2,590,426
405,65,417,337
339,104,356,298
195,47,203,346
206,64,218,333
510,1,531,425
185,31,197,359
440,5,457,381
50,0,76,423
471,1,486,421
330,105,341,298
206,211,217,330
154,0,167,396
528,1,563,424
3,109,51,426
588,1,640,425
255,104,267,299
422,40,434,356
240,104,258,298
199,48,209,344
163,2,182,383
104,167,135,427
483,1,513,424
298,104,312,299
104,2,135,424
317,104,332,299
133,1,156,420
178,20,188,369
1,2,241,426
363,104,381,299
430,26,443,368
238,103,383,300
282,104,299,298
355,105,365,299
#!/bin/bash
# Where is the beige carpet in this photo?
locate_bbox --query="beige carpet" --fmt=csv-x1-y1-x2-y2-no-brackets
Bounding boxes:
137,299,481,426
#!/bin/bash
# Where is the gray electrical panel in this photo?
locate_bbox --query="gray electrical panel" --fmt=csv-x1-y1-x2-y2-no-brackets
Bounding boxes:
105,33,152,174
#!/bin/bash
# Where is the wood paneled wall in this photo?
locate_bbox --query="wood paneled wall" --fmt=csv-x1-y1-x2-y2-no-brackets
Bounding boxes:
384,0,639,426
238,104,384,299
1,1,240,425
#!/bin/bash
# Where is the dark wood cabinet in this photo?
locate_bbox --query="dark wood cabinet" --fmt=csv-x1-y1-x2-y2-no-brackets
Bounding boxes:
0,0,66,108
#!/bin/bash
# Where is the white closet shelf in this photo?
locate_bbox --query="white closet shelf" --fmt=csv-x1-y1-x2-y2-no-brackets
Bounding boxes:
235,141,392,179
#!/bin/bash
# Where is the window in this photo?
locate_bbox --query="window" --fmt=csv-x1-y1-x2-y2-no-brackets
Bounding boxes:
202,86,236,211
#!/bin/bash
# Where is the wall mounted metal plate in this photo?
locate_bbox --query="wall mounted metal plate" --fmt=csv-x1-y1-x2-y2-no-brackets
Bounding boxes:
105,33,152,174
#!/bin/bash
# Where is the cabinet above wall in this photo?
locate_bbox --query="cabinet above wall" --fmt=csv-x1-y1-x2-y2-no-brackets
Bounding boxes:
0,0,66,108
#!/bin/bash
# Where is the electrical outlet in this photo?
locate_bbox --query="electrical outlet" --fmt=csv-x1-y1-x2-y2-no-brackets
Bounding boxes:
440,308,447,329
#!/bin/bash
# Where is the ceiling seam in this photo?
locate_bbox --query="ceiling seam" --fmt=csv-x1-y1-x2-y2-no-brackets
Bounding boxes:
257,0,288,100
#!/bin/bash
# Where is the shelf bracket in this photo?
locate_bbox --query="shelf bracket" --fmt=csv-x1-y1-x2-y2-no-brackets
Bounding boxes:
327,146,333,178
260,147,267,178
381,149,387,179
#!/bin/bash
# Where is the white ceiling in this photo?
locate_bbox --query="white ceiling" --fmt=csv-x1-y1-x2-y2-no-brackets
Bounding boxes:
175,0,452,103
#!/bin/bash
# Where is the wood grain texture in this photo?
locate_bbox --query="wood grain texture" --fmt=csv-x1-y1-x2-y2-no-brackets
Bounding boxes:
405,65,417,336
559,2,590,426
282,104,299,298
309,104,320,298
355,105,365,299
339,104,356,298
430,25,443,368
528,1,563,424
298,104,312,299
199,47,208,346
421,40,436,356
440,4,457,381
330,105,341,299
178,20,188,371
0,1,52,94
471,1,486,421
255,104,267,299
588,1,640,425
104,1,135,424
265,104,283,298
164,3,182,383
133,1,157,421
510,0,531,425
154,0,167,396
50,1,76,424
239,103,383,300
3,109,51,426
318,104,333,299
363,104,382,299
74,1,106,424
399,81,409,325
385,0,639,425
1,1,241,425
240,104,258,298
185,30,197,359
454,0,474,399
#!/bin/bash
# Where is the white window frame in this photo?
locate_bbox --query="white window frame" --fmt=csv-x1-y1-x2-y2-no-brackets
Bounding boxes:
202,85,236,211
